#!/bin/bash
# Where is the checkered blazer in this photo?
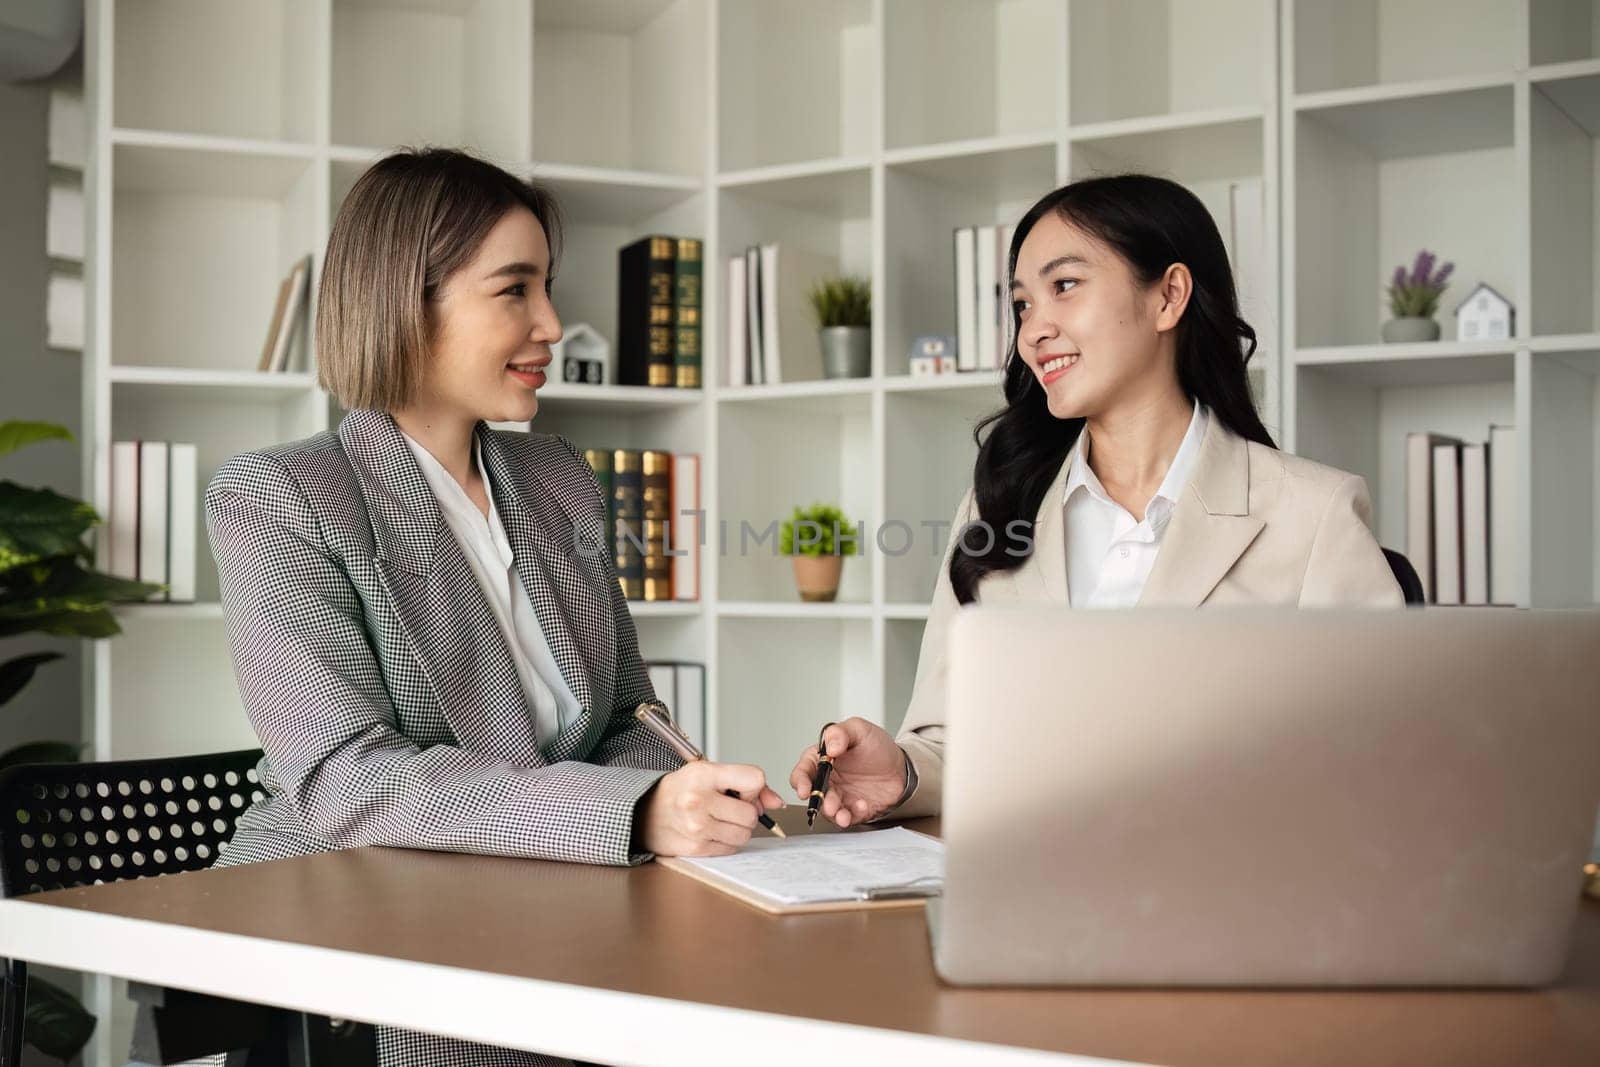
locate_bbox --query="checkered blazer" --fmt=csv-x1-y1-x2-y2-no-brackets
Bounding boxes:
205,409,684,872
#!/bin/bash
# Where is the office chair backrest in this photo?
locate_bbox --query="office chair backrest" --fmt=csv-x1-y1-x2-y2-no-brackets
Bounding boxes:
0,748,264,898
1382,548,1426,606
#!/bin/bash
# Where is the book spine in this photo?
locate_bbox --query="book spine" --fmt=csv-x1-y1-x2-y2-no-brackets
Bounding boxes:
1488,425,1517,605
583,449,615,560
726,254,747,387
975,225,999,371
641,450,673,601
675,238,702,389
110,441,140,580
166,443,198,603
138,440,169,600
1432,442,1463,606
954,227,976,372
617,236,677,387
1461,442,1489,605
613,449,644,598
672,453,701,601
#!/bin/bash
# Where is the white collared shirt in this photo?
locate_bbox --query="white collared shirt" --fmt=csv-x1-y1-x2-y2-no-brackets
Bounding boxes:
400,429,580,751
1063,402,1209,608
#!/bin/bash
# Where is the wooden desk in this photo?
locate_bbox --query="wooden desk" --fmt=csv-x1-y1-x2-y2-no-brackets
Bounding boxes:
3,812,1598,1066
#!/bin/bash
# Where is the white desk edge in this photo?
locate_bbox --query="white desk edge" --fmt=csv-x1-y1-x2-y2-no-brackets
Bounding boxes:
0,898,1143,1067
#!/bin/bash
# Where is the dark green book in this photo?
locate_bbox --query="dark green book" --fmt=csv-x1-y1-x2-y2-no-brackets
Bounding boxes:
674,238,702,389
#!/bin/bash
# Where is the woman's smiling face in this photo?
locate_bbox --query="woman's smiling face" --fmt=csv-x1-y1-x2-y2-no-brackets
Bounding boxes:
1010,210,1186,422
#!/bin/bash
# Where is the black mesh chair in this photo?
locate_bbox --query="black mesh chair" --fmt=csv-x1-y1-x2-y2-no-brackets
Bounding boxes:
1383,547,1426,606
1,749,374,1066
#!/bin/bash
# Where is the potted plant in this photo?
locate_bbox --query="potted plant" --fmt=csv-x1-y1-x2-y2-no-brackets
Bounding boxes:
1,419,162,1062
807,275,871,379
779,503,860,602
1382,250,1454,343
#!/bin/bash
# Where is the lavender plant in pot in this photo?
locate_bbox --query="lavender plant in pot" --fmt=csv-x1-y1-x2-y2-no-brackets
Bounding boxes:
1382,250,1454,343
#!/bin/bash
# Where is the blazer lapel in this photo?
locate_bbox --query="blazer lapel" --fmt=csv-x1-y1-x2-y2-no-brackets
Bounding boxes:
1139,419,1265,607
1030,450,1075,603
479,428,611,761
340,411,543,766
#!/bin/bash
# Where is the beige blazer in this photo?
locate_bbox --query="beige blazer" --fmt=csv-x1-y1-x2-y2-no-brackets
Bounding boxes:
894,417,1403,818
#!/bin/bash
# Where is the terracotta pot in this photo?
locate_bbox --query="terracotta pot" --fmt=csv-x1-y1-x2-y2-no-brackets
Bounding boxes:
792,555,844,602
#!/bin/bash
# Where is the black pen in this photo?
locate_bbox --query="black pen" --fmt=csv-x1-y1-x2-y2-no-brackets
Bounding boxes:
806,721,836,828
633,702,785,838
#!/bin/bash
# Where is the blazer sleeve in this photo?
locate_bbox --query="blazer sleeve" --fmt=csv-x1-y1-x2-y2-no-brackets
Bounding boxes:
554,436,686,774
1299,474,1405,608
890,488,976,819
207,450,668,867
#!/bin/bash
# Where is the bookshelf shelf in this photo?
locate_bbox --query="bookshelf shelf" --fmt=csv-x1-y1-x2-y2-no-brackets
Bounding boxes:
715,601,874,619
532,0,706,177
881,371,1006,394
883,0,1061,151
717,380,875,409
330,0,532,162
1291,0,1521,96
715,613,875,782
112,0,320,144
113,603,226,621
1068,105,1266,145
1069,0,1268,126
75,7,1600,1058
1531,69,1599,338
1530,0,1600,67
717,0,874,173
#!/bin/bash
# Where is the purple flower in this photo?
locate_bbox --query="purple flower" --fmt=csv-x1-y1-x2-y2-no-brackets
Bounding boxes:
1392,265,1407,288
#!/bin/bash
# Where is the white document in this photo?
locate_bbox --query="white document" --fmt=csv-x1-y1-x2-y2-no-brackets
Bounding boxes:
680,827,944,906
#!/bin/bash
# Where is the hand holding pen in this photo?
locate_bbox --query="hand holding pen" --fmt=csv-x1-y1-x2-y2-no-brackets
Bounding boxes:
633,702,786,856
789,717,912,829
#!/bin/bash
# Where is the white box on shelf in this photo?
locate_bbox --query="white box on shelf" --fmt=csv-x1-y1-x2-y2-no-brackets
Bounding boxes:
954,226,977,372
47,177,84,262
1460,441,1489,605
47,274,83,351
109,442,140,582
974,225,999,371
1431,441,1463,606
1488,424,1518,606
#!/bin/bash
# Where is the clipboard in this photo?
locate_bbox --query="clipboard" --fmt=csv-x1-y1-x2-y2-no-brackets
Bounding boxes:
656,827,944,916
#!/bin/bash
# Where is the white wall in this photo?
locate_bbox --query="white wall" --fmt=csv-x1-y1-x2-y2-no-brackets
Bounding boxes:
0,75,83,763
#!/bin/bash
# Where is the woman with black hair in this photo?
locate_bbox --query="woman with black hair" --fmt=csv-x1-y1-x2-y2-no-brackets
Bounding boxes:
789,174,1402,824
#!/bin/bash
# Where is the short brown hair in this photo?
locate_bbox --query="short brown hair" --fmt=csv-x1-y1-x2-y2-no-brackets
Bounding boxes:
315,148,564,411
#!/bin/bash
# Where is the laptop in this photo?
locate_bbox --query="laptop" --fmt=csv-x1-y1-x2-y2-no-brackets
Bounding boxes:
929,607,1600,987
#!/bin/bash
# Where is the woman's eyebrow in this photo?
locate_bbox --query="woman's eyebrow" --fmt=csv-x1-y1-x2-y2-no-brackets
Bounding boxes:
484,261,545,280
1011,254,1090,289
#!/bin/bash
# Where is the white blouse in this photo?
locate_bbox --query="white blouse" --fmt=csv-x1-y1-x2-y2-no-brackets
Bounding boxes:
401,429,580,750
1062,402,1209,608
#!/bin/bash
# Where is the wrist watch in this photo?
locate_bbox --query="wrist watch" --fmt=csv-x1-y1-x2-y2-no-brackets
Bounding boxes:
892,744,919,809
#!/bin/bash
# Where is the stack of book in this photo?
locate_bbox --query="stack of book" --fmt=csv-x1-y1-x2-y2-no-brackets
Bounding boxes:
257,254,313,373
1406,426,1516,606
724,243,838,386
953,223,1015,373
645,660,706,752
582,448,701,603
618,236,702,389
100,441,198,603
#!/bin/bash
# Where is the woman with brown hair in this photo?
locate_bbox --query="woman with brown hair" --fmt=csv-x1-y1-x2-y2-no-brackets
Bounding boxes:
204,148,778,1066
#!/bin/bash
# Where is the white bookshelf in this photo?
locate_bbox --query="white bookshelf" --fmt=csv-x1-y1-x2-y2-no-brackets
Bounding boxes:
76,2,1597,1060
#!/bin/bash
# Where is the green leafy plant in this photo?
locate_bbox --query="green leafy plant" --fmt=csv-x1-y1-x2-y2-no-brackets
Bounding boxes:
779,504,861,557
2,419,161,1062
806,275,871,329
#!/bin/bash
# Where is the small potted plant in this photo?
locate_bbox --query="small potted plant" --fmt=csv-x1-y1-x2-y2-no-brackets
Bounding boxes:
807,275,871,379
1382,250,1454,343
779,503,859,602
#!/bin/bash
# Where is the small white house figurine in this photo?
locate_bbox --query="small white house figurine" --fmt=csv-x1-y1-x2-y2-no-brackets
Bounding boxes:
1453,283,1514,341
550,322,610,385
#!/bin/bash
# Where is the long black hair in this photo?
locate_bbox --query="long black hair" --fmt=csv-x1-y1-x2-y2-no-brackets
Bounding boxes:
948,174,1276,605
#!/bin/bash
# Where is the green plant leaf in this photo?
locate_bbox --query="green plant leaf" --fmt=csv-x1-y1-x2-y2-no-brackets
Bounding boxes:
24,973,97,1061
0,480,100,571
0,420,73,460
0,651,63,706
0,556,162,638
779,503,860,557
0,740,82,772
